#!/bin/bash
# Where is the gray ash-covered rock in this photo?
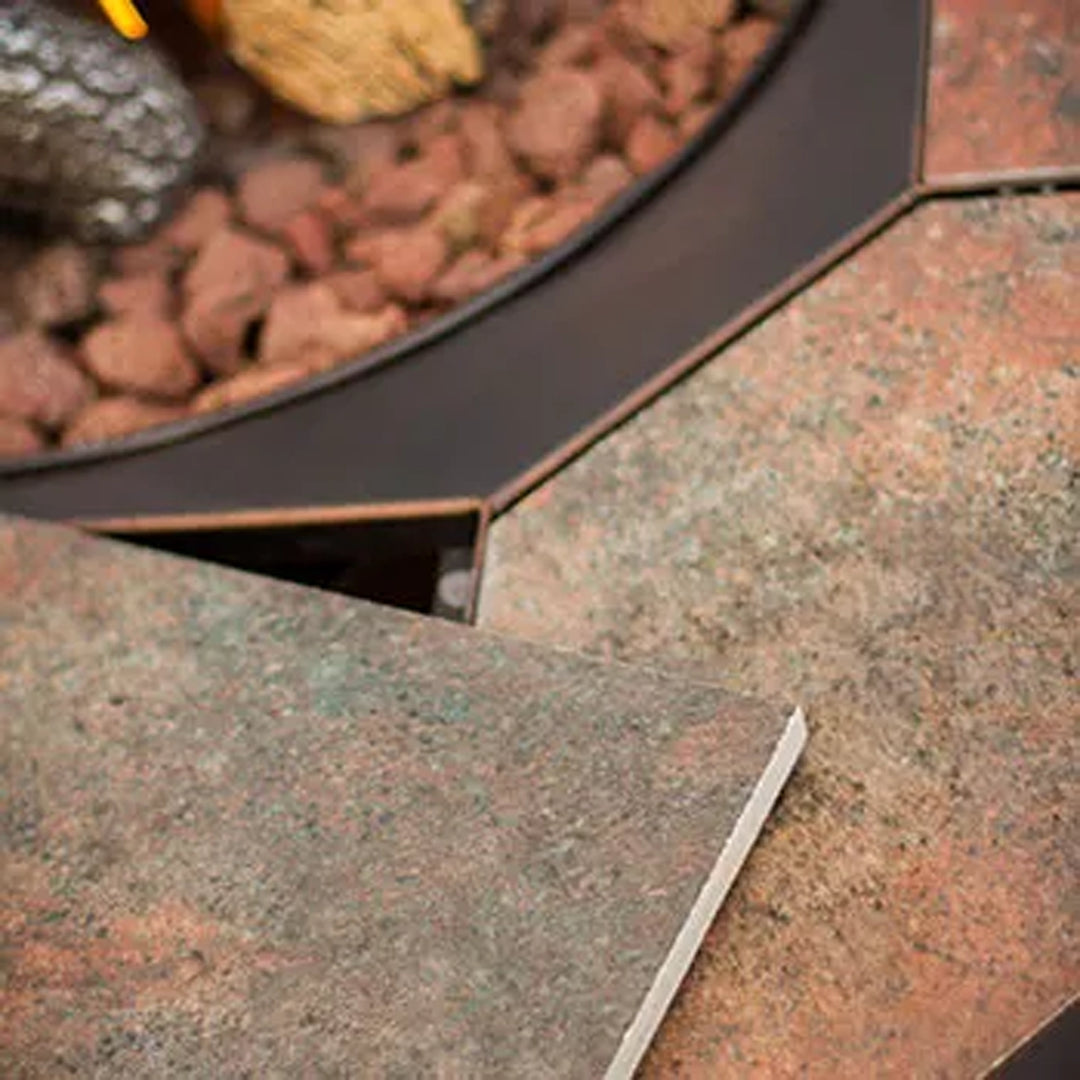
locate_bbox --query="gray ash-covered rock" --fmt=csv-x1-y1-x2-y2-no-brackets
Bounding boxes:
0,0,203,243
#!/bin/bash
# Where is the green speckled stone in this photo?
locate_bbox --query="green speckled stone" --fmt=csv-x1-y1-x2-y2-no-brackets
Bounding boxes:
0,515,799,1078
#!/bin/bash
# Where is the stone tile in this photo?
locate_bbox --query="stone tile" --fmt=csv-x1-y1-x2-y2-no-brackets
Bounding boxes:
925,0,1079,181
0,517,801,1079
480,193,1079,1076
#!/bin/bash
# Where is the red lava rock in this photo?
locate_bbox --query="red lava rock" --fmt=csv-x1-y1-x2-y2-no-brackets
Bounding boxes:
192,364,310,414
62,397,185,447
432,250,527,304
98,273,171,320
617,0,736,50
366,227,450,304
182,228,290,375
597,53,664,145
0,331,94,429
260,284,407,370
408,100,460,145
662,30,714,115
316,121,401,185
680,103,715,138
82,316,200,400
237,157,326,232
15,244,97,328
459,104,524,190
508,68,604,182
0,415,44,458
431,179,523,253
561,0,608,20
113,236,185,277
502,193,598,255
280,210,335,275
626,113,679,173
580,154,634,202
316,186,368,230
720,15,775,91
160,189,232,253
323,269,388,315
360,134,467,224
539,24,602,68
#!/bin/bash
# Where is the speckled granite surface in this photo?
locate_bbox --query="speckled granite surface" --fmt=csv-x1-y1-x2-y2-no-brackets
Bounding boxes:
925,0,1079,180
0,516,800,1078
481,193,1079,1077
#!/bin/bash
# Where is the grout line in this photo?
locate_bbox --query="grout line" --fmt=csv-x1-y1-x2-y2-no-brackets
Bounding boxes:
910,0,934,188
918,166,1080,198
490,189,920,517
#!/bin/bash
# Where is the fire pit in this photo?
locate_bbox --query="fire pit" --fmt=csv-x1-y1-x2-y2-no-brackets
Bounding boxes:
0,0,789,459
0,0,926,618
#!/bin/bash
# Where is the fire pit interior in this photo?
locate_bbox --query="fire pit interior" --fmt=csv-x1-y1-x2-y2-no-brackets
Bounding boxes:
0,0,789,460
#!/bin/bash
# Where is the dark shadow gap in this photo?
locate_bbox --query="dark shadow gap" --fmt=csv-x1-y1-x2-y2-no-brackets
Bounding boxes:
110,511,481,621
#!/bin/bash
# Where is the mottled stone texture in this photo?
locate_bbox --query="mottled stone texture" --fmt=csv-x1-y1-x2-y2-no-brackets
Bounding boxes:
481,193,1079,1076
0,516,793,1079
925,0,1079,179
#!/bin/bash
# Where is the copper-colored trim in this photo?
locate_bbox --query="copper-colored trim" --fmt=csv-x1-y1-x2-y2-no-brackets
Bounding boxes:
919,165,1080,197
491,190,919,516
911,0,933,186
82,498,484,536
464,501,494,626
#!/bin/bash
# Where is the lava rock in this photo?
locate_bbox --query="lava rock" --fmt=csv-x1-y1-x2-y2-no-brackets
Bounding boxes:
82,316,199,400
192,364,310,414
626,113,679,173
0,415,45,458
182,228,290,374
362,227,450,304
280,210,336,275
323,269,389,315
508,68,604,182
432,249,526,303
160,189,233,254
260,284,407,370
0,331,94,429
597,54,664,146
62,397,185,447
15,244,97,329
99,273,172,320
238,157,327,232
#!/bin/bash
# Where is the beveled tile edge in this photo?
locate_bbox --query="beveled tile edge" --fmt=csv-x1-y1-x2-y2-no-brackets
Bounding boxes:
606,708,808,1080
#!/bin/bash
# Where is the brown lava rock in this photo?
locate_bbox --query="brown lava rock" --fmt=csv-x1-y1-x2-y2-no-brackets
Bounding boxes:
0,1,780,459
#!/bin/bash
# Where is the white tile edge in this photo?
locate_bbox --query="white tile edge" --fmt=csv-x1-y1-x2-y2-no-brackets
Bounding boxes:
605,706,809,1080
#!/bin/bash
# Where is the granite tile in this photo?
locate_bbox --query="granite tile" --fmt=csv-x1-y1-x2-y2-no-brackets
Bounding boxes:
480,193,1080,1077
925,0,1080,181
0,517,801,1079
